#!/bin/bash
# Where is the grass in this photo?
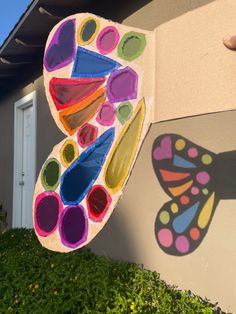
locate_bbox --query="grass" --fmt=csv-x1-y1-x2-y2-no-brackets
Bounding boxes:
0,229,226,313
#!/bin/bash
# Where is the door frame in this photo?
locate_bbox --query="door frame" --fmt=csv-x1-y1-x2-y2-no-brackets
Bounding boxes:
12,91,37,228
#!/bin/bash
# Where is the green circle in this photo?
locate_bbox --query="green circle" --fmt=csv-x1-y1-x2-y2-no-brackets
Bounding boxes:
116,102,133,124
201,154,213,165
202,188,209,195
63,144,75,163
118,31,146,61
159,211,170,225
41,158,60,191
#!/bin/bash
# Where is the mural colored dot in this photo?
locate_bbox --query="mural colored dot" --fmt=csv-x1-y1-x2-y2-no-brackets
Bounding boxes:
188,147,198,158
159,211,170,224
60,139,79,168
59,205,88,248
171,203,179,213
191,186,199,195
77,123,98,148
34,192,62,237
175,139,185,151
180,195,190,205
175,235,190,254
97,26,120,54
41,158,60,191
190,228,200,240
158,228,173,248
201,154,213,165
77,17,99,45
196,171,210,185
118,31,146,61
87,185,112,222
96,102,115,126
116,102,133,125
202,188,209,195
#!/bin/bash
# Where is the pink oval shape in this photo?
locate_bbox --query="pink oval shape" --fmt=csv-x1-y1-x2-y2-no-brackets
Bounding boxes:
157,228,173,248
97,26,120,54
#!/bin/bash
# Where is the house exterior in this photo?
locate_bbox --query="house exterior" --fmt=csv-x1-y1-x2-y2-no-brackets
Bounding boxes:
1,0,236,312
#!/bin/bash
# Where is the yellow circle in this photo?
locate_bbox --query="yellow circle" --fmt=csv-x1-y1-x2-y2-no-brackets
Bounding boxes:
201,154,213,165
171,203,179,213
175,139,186,151
77,17,100,45
159,211,170,224
60,139,79,168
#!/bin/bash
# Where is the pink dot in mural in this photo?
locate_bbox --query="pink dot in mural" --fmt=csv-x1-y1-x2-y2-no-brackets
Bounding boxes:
191,186,199,195
97,26,120,54
157,228,173,248
175,235,190,254
188,147,198,158
96,102,115,126
196,171,210,185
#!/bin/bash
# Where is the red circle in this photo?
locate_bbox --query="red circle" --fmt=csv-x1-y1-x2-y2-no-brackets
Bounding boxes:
180,195,190,205
190,228,200,240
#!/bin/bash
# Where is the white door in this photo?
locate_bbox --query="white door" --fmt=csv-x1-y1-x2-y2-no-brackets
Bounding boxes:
13,92,36,228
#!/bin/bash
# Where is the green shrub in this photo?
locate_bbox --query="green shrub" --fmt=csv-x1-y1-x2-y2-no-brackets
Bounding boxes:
0,229,225,314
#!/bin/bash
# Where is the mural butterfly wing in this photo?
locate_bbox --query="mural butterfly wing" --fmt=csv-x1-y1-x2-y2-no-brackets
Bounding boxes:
152,134,219,255
155,192,219,256
152,134,217,199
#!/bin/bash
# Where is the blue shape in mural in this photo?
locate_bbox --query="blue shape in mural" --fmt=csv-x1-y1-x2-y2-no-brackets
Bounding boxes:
72,46,121,78
60,128,115,205
173,155,196,169
172,202,200,233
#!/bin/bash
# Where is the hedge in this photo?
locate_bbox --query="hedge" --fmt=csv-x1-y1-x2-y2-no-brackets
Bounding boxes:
0,229,225,313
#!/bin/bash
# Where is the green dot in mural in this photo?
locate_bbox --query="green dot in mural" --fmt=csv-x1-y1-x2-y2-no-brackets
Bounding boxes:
116,102,133,125
63,144,75,164
41,158,60,191
118,31,146,61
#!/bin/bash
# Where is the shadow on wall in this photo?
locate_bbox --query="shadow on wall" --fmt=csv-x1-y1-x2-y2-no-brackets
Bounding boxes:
80,0,216,28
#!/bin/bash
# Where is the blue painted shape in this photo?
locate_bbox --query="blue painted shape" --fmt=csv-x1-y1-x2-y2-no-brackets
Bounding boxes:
72,46,121,78
60,128,115,205
173,155,196,169
172,202,200,233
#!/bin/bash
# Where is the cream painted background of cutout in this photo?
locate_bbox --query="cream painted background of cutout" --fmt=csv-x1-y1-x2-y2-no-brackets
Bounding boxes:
90,110,236,313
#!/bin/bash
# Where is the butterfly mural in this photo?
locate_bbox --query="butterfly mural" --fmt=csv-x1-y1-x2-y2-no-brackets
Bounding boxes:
33,13,153,252
152,133,236,256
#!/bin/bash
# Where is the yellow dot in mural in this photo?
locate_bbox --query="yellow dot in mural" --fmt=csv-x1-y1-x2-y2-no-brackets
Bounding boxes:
77,17,100,45
171,203,179,213
60,139,79,168
175,139,186,151
159,211,170,224
201,154,213,165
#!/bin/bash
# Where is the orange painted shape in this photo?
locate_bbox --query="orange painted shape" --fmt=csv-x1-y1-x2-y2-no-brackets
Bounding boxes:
59,88,106,135
168,180,193,197
159,169,190,182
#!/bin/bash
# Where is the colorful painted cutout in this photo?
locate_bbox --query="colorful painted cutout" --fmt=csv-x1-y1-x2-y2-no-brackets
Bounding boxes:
41,158,60,191
49,77,105,111
72,47,121,78
151,133,236,256
59,88,106,135
107,67,138,103
77,17,100,45
118,31,146,61
116,101,133,124
60,139,79,168
97,26,120,54
96,102,115,126
77,123,98,148
34,13,152,252
44,19,76,72
61,128,115,205
86,185,112,222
